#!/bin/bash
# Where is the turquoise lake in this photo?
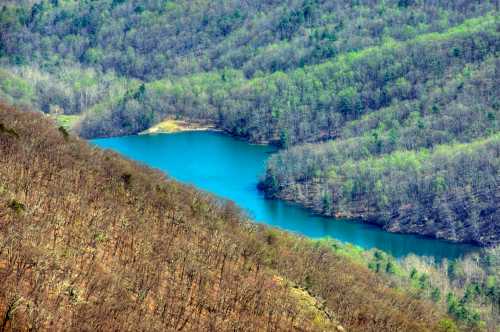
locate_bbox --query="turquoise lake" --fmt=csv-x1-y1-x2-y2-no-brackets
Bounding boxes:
92,131,478,261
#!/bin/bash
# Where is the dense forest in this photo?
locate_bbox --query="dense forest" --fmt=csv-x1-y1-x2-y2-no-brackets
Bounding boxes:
262,132,500,245
0,0,497,140
260,54,499,245
0,103,463,331
257,37,499,243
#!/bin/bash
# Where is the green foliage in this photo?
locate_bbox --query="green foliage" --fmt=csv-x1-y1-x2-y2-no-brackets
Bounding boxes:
446,292,481,325
263,56,500,246
318,237,499,329
0,0,498,141
437,319,459,332
385,261,395,274
431,287,441,302
54,115,80,130
58,126,69,140
0,123,19,138
8,199,25,213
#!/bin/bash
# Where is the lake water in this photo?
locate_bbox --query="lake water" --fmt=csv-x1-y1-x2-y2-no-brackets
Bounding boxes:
92,131,478,261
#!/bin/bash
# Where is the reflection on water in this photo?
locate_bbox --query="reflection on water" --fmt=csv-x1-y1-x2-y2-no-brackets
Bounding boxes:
92,131,478,260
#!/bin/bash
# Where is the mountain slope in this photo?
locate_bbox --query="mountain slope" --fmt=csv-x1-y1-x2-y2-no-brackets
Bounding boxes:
259,56,500,246
2,0,495,80
0,1,498,142
76,15,499,141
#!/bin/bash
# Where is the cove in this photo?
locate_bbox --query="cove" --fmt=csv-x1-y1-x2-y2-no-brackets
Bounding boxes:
92,131,478,261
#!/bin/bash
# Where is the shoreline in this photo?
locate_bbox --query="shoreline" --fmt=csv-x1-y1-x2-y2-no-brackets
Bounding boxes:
138,118,278,146
260,188,487,249
138,118,220,135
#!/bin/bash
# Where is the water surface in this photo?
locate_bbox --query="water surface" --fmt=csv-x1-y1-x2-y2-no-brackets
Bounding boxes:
92,131,478,260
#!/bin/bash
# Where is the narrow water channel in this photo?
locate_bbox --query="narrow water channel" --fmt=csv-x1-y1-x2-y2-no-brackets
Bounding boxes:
92,131,478,261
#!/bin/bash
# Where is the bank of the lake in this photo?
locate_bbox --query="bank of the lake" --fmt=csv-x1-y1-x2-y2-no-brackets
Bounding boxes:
92,131,478,261
138,118,218,135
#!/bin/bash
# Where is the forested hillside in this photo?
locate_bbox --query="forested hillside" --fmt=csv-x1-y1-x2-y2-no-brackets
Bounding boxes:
2,0,495,80
0,0,497,140
0,104,458,331
263,134,500,245
260,56,500,246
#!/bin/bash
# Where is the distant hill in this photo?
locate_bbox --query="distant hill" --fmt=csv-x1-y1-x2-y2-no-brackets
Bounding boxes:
0,0,497,141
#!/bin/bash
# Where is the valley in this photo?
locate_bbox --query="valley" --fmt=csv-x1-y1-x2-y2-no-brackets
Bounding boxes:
0,0,499,330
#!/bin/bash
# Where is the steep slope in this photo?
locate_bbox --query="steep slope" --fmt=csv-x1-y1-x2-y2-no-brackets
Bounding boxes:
0,104,453,331
258,46,499,246
262,134,500,246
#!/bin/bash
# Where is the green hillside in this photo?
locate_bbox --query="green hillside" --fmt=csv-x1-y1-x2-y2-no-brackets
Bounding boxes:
260,55,499,246
0,0,497,141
